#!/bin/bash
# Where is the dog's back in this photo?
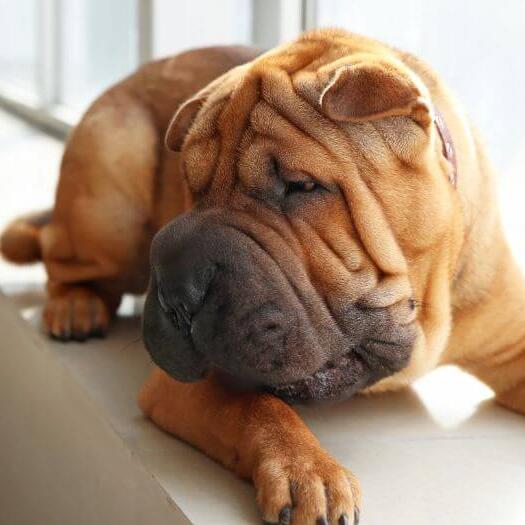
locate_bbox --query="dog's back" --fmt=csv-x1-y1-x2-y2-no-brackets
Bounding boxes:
0,45,260,339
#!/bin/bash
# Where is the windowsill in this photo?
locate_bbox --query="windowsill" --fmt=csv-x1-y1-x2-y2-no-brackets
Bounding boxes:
0,81,77,138
1,287,525,525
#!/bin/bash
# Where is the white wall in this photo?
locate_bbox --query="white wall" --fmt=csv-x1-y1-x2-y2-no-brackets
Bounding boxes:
315,0,525,176
60,0,138,109
152,0,252,58
0,0,37,93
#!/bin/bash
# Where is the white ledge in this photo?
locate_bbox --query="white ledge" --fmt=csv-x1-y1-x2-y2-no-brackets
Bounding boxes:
1,289,525,525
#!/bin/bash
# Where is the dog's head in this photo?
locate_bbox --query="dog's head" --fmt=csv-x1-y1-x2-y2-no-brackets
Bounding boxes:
143,30,464,403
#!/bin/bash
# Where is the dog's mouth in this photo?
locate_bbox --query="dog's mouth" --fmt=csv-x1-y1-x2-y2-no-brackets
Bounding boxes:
265,348,372,403
265,340,412,404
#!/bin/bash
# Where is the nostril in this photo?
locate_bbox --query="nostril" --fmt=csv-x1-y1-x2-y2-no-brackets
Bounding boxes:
169,301,192,338
157,286,170,313
172,301,192,338
173,298,191,322
157,287,193,338
156,262,218,339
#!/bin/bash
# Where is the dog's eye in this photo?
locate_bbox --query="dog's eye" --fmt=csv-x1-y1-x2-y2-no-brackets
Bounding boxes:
269,158,323,197
269,157,280,177
286,180,319,195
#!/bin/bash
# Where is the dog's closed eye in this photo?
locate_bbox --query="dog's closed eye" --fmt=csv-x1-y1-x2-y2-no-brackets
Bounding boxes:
286,180,319,194
269,157,324,197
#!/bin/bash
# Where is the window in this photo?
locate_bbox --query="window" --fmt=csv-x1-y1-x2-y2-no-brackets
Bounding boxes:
0,0,271,126
60,0,139,111
0,0,140,129
0,0,38,99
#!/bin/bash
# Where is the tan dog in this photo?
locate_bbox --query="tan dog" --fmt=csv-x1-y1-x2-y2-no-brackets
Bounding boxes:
3,29,525,524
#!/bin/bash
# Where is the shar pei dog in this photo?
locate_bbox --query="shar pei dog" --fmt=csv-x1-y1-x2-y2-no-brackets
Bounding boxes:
3,29,525,524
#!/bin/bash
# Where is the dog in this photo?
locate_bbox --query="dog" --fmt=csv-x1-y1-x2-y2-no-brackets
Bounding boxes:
3,29,525,524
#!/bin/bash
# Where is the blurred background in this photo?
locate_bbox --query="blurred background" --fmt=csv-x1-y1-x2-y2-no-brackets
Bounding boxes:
1,0,525,287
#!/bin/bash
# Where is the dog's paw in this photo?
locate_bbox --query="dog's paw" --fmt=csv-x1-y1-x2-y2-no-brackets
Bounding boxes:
254,445,361,525
43,285,111,341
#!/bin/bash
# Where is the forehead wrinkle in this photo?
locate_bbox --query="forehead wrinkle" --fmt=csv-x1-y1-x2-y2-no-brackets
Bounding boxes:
248,96,407,279
351,123,436,246
261,66,401,181
336,121,400,180
324,122,414,274
207,72,261,202
253,61,412,278
250,101,340,180
260,67,353,157
365,120,413,174
371,119,421,168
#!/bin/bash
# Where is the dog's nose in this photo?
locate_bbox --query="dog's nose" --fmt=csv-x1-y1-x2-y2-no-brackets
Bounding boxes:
156,261,217,337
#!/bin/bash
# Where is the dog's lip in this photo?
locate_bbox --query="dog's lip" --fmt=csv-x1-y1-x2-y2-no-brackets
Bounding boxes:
265,347,371,403
265,338,412,404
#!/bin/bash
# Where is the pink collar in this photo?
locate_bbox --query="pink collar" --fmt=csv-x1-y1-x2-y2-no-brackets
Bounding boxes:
433,107,458,186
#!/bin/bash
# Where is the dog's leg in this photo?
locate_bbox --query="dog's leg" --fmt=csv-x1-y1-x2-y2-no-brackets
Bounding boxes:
468,350,525,416
469,345,525,416
139,367,361,525
447,249,525,416
40,199,151,340
38,91,161,340
43,282,122,341
495,362,525,415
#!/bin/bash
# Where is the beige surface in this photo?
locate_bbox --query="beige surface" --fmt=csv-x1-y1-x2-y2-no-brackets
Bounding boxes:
1,288,524,525
0,291,190,525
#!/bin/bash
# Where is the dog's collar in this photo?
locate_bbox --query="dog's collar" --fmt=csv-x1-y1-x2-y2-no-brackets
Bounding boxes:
433,107,457,187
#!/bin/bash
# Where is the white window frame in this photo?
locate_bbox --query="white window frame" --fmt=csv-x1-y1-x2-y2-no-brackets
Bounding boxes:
252,0,303,49
302,0,318,30
0,0,155,136
0,0,311,137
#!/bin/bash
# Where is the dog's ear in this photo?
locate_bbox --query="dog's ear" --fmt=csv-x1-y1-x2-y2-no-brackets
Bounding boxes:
320,61,431,128
165,95,205,152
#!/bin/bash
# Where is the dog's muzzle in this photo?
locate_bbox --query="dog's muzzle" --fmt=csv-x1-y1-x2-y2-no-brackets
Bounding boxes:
142,209,416,403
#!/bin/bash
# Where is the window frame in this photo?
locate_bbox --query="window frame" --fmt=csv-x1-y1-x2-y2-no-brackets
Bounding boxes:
0,0,309,137
0,0,154,136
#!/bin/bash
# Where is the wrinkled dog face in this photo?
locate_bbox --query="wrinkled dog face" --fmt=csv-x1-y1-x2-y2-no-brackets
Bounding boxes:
143,31,463,403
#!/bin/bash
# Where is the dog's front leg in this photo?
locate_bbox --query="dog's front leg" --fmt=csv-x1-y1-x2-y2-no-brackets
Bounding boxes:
139,367,360,524
498,382,525,414
459,327,525,415
479,351,525,415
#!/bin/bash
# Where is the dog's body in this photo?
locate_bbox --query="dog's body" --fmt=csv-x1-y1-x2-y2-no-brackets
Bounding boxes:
1,45,261,335
3,30,525,524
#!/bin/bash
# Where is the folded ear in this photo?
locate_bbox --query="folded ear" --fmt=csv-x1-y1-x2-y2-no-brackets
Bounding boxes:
319,61,432,128
165,95,205,152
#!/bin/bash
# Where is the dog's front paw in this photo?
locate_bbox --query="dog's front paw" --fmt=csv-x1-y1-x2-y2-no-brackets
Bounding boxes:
44,284,113,341
254,445,361,525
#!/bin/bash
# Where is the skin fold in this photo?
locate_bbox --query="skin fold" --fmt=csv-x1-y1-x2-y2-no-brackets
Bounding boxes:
2,29,525,524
